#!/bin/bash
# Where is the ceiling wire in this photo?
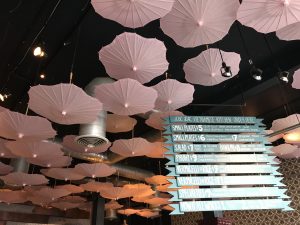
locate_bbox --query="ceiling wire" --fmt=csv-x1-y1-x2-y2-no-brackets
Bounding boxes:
12,0,63,73
69,25,82,83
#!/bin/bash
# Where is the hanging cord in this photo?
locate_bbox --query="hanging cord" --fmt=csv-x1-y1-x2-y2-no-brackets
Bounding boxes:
218,48,225,63
69,25,81,83
263,35,282,72
12,0,63,73
236,23,253,64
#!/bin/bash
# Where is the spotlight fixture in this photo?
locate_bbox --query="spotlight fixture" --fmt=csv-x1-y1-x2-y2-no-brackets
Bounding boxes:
33,46,46,57
250,65,263,81
220,62,232,78
278,71,289,83
40,73,46,79
0,93,10,102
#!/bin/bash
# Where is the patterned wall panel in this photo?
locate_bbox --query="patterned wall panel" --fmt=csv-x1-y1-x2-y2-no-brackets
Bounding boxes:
171,159,300,225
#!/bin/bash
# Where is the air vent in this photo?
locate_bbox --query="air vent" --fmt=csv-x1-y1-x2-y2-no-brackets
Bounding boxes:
75,135,108,148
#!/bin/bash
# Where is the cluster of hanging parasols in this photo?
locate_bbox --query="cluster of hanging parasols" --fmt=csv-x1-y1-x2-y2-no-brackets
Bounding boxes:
1,0,300,218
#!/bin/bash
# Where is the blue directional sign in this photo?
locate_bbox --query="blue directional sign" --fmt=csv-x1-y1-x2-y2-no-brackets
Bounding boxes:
165,116,263,124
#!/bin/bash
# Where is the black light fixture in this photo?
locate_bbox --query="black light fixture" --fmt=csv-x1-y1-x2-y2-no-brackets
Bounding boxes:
250,64,263,81
219,49,232,78
278,71,289,83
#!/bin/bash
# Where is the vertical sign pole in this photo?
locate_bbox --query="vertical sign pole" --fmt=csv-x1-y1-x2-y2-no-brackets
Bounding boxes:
91,195,105,225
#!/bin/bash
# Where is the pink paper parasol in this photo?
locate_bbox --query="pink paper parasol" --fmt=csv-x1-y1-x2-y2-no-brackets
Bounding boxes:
92,0,174,28
99,33,168,84
110,138,152,157
6,140,63,159
41,168,85,181
146,142,167,159
237,0,300,33
271,114,300,132
136,210,159,218
80,181,114,193
60,196,87,203
100,187,134,200
276,22,300,40
271,144,298,158
162,205,174,211
105,200,124,210
95,78,157,115
123,184,155,197
265,130,284,143
145,111,184,130
184,48,241,86
0,138,17,158
132,196,153,203
118,208,140,216
79,202,92,212
51,202,82,211
0,172,48,186
54,184,84,194
144,197,170,205
0,190,28,204
145,175,170,186
33,187,71,201
0,162,13,175
28,83,103,125
160,0,239,48
0,110,56,141
74,163,116,178
292,69,300,89
106,114,137,133
152,79,194,112
62,135,110,153
282,148,300,159
27,155,72,168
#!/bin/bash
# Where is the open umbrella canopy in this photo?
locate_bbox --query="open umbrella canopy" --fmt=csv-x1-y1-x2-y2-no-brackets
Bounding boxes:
26,155,72,168
54,184,84,194
152,79,194,112
0,190,28,204
6,140,63,159
0,138,17,158
28,83,103,125
146,142,167,159
51,202,82,211
100,186,134,200
118,208,140,216
292,69,300,89
74,163,116,178
277,22,300,41
145,111,184,130
136,209,160,218
271,114,300,132
41,168,85,181
237,0,300,33
0,162,13,175
62,135,111,153
144,197,170,205
145,175,171,186
184,48,241,86
95,78,158,115
0,172,48,187
110,138,152,157
105,200,124,210
29,187,71,202
123,183,155,197
92,0,174,28
99,32,168,84
160,0,239,47
271,144,298,158
106,114,137,133
80,181,114,193
0,110,56,141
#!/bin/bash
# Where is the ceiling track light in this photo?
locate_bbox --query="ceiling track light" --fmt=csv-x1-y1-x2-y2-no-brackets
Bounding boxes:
33,46,46,58
250,64,263,81
218,49,232,78
278,71,289,83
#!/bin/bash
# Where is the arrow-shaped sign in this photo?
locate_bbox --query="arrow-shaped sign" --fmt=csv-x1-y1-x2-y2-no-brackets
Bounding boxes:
168,176,285,187
166,154,277,165
169,187,289,201
164,124,265,134
165,134,268,143
165,144,272,154
164,116,264,125
167,165,281,176
169,199,292,214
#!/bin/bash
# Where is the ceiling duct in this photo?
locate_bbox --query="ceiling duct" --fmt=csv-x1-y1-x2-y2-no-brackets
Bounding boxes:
76,77,113,148
105,209,118,220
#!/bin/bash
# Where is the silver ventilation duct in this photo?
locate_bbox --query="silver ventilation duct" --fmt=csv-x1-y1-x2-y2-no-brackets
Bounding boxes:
76,77,113,148
105,209,118,220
